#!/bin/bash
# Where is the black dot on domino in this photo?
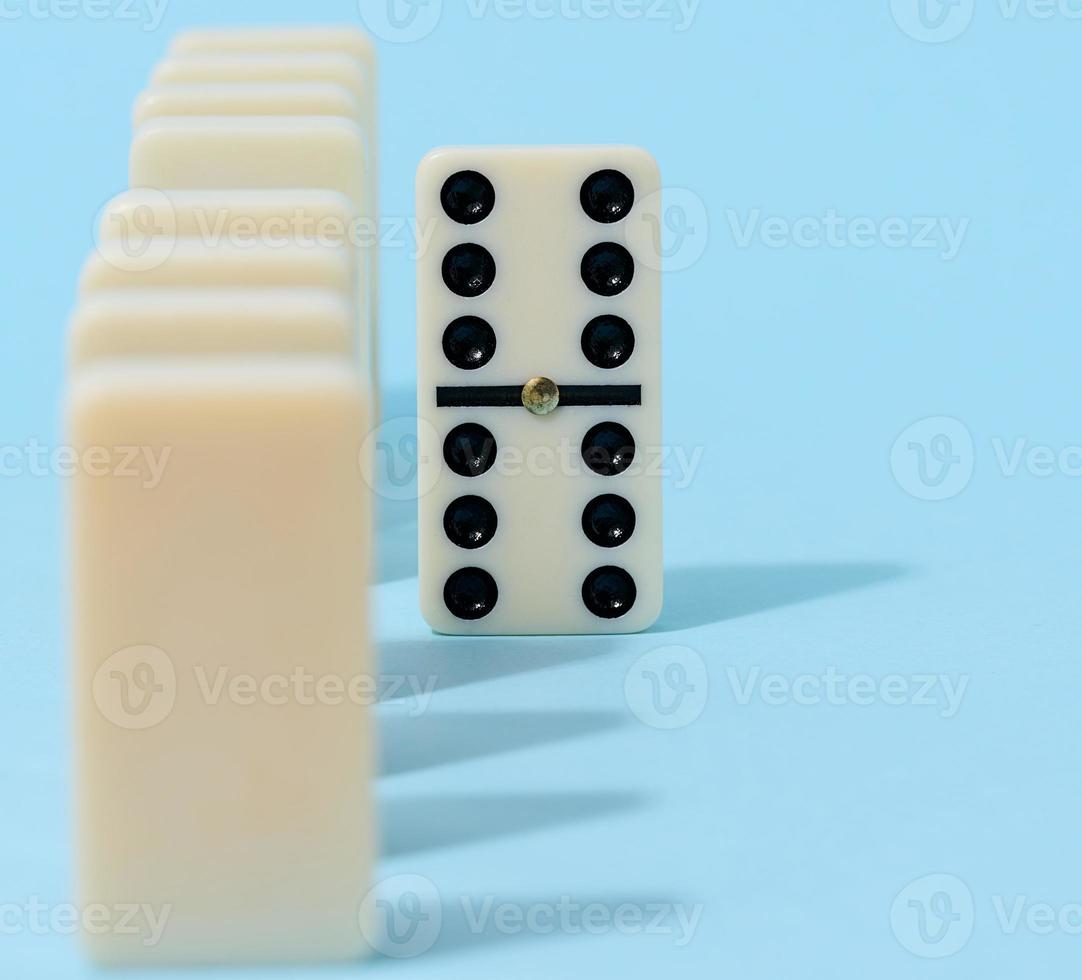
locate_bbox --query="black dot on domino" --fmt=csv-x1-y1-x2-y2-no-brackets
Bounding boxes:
441,170,496,225
444,495,498,549
581,421,635,476
582,494,636,548
580,169,635,223
581,315,634,369
443,243,496,297
581,243,634,297
444,567,499,620
444,422,497,477
443,316,496,370
582,566,637,619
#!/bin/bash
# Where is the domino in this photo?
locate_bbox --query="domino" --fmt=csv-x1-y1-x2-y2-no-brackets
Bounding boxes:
129,116,367,208
151,52,366,106
416,146,663,635
81,239,356,293
133,82,361,127
148,44,379,357
70,358,374,964
69,288,355,367
128,119,375,401
97,187,359,246
169,25,376,65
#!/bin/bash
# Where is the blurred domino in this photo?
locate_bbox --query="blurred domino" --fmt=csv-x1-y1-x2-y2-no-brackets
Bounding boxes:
129,116,367,208
69,288,355,367
416,146,663,634
94,189,371,391
169,25,376,66
152,36,379,370
98,187,360,241
70,358,374,964
151,52,367,106
81,239,355,293
133,82,361,126
128,118,373,402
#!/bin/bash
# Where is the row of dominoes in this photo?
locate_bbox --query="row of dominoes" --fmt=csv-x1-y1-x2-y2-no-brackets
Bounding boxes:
69,27,380,965
69,25,664,967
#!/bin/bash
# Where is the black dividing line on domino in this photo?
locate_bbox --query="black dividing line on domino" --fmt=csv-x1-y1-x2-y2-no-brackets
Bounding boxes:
436,385,642,408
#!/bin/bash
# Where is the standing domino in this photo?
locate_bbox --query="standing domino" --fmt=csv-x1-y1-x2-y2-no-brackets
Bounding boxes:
416,146,663,635
149,42,380,381
71,359,374,964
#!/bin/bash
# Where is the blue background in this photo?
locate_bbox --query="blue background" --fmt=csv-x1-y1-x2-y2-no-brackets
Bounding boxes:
2,0,1081,975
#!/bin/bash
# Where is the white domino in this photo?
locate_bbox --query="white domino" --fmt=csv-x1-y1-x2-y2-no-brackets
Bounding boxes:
127,118,374,395
81,239,356,293
129,116,367,208
416,146,663,635
70,358,374,964
148,46,379,356
151,52,367,107
97,187,360,244
133,82,361,127
69,288,355,367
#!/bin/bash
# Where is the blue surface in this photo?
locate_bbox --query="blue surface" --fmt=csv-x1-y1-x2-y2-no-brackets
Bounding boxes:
3,0,1082,975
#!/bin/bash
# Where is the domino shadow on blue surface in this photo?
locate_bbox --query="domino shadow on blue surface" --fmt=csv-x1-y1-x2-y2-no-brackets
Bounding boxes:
652,561,909,632
362,892,695,967
381,791,647,857
379,636,622,696
380,711,626,776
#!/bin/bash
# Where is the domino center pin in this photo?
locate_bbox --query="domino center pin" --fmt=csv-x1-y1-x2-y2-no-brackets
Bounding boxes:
521,376,559,415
